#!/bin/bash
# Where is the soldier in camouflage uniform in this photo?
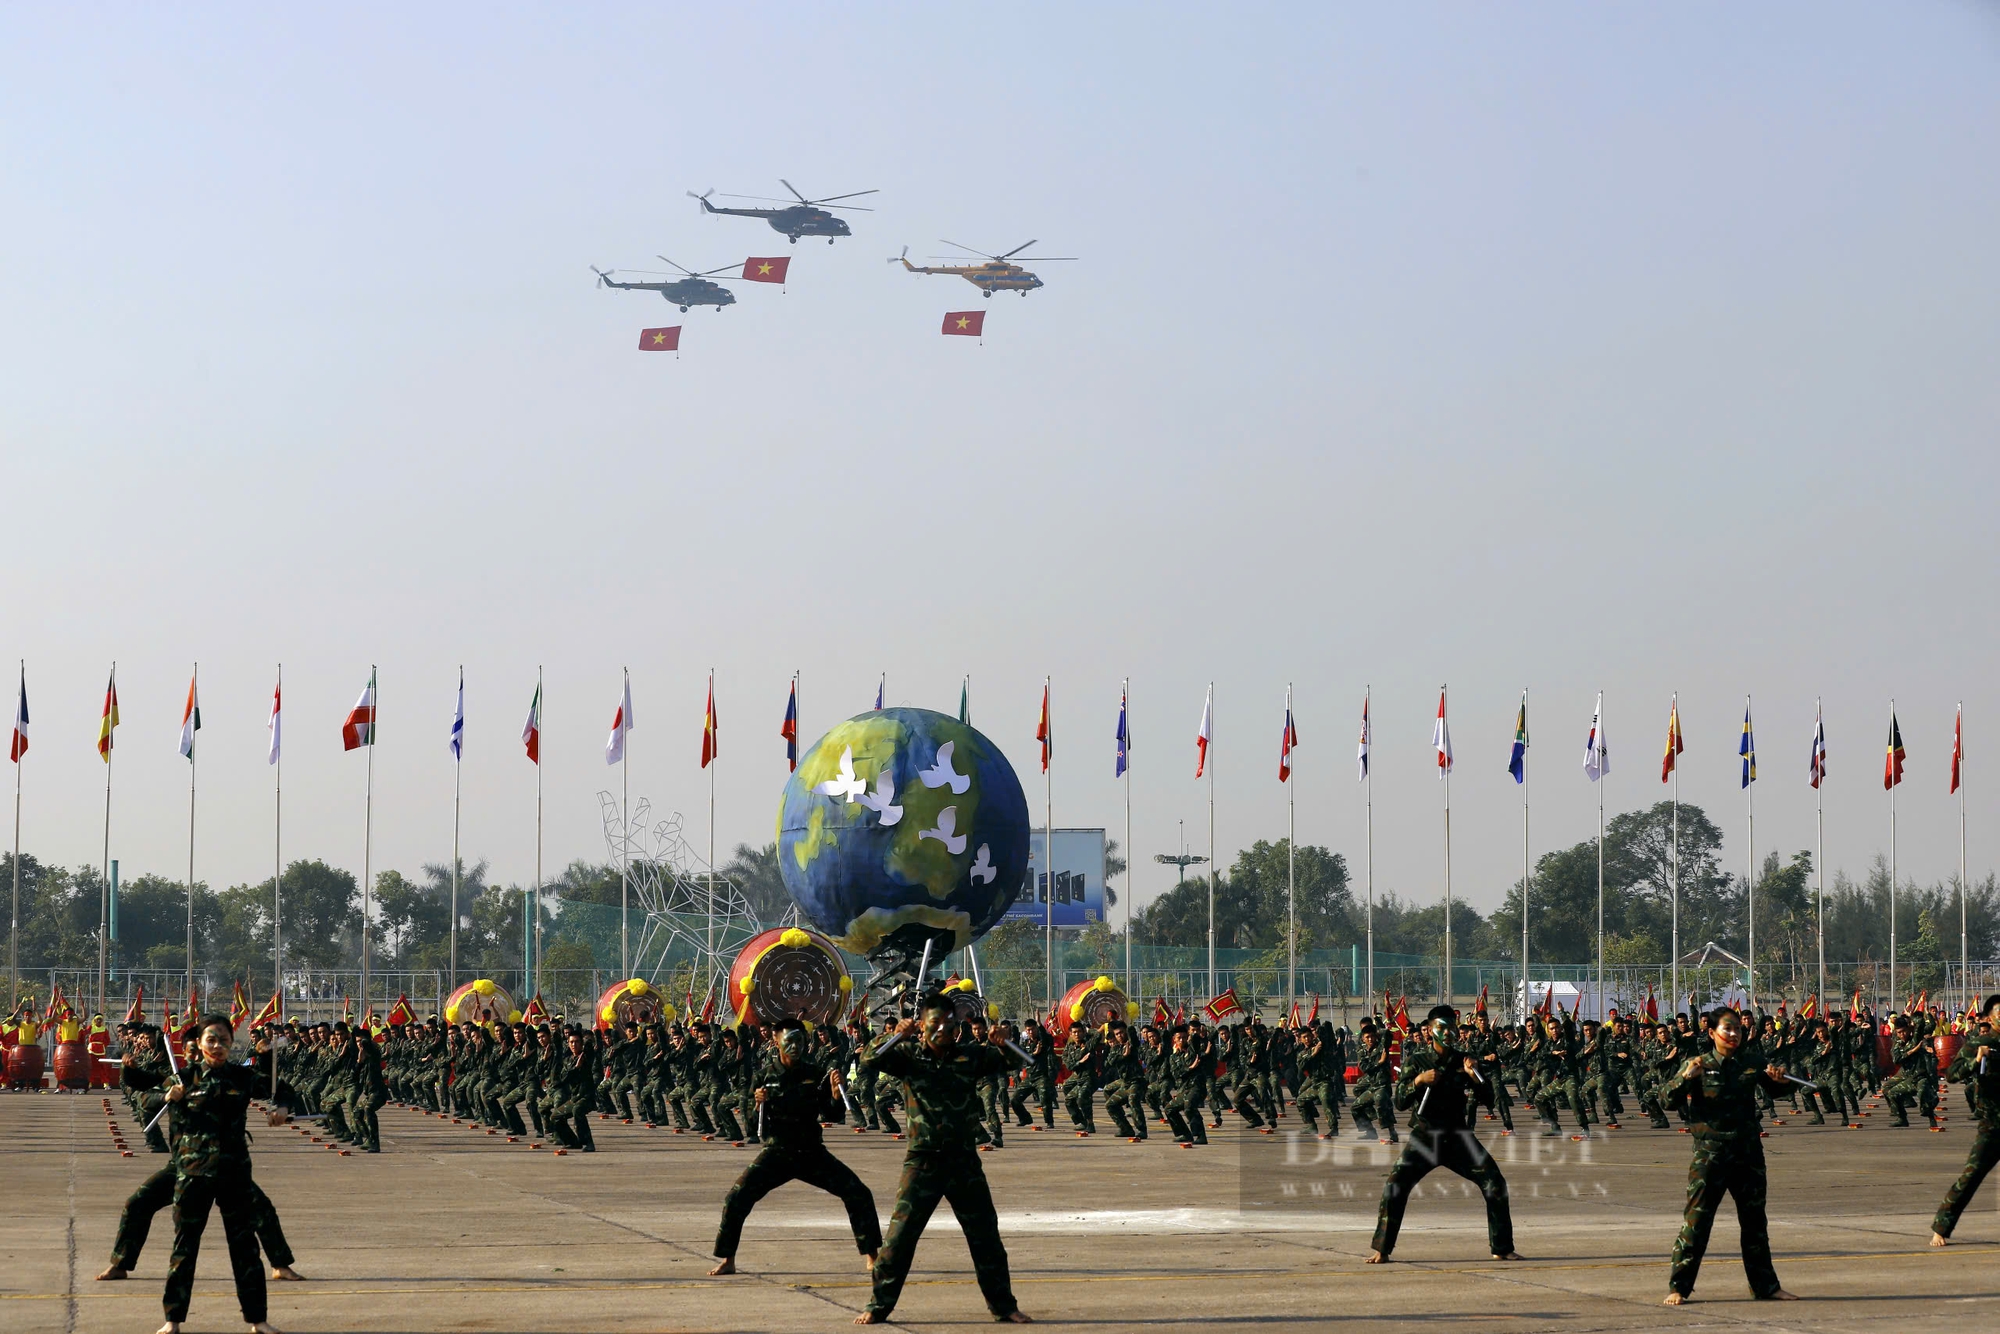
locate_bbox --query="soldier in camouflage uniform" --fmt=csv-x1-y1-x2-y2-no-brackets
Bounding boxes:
1007,1020,1057,1130
1882,1015,1938,1129
1293,1021,1340,1138
1062,1024,1102,1134
1931,995,2000,1246
1659,1007,1798,1305
1350,1025,1397,1142
856,991,1030,1324
1098,1021,1149,1142
967,1016,1006,1148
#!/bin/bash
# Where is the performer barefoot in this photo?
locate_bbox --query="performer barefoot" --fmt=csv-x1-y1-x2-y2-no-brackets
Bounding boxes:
1931,994,2000,1248
1659,1007,1798,1304
1367,1006,1521,1264
709,1021,881,1277
155,1015,286,1334
854,989,1032,1324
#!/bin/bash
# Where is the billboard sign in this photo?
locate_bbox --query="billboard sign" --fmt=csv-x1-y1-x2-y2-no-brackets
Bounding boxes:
1001,828,1106,928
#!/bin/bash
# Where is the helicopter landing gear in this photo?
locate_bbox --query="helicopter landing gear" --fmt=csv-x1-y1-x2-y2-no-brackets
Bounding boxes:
789,235,800,244
983,290,992,298
828,238,835,245
679,305,690,312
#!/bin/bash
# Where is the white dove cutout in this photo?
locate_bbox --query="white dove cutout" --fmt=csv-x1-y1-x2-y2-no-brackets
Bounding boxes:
814,747,866,802
856,768,903,826
917,741,971,794
918,805,968,855
968,843,996,885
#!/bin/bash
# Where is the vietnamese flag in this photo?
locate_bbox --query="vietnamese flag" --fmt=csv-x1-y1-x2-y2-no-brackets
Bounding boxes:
638,326,682,352
942,311,985,337
742,257,790,284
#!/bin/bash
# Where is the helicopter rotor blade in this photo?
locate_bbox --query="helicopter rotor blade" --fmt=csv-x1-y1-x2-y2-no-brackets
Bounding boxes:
997,240,1039,260
812,189,880,204
940,239,1001,260
1010,256,1078,262
816,203,874,212
658,255,697,276
778,178,811,204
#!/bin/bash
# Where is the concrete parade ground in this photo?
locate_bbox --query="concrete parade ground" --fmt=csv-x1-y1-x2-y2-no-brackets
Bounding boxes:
4,1091,1997,1334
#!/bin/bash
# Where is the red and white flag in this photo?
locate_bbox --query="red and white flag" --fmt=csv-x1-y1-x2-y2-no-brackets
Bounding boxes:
1279,687,1298,782
1195,685,1213,778
8,666,25,763
1432,688,1452,775
700,673,718,769
342,670,377,751
606,672,634,765
266,670,282,766
1951,704,1963,795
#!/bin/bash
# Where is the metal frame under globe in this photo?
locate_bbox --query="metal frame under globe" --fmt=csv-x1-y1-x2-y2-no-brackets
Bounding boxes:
597,794,766,994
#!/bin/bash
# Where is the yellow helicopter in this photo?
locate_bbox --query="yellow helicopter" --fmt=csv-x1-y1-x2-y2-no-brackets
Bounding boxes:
889,240,1076,297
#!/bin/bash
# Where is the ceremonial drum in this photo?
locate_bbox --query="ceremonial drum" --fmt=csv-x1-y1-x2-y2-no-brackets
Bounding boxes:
1936,1032,1962,1076
53,1040,91,1089
5,1041,45,1089
936,977,997,1025
443,979,519,1027
727,927,852,1028
594,978,670,1031
1053,975,1138,1042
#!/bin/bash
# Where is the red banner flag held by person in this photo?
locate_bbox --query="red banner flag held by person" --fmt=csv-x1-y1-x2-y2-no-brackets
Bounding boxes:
638,326,682,352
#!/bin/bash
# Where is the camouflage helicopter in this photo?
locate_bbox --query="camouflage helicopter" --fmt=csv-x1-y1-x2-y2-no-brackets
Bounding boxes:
687,179,879,244
889,240,1076,296
590,257,740,312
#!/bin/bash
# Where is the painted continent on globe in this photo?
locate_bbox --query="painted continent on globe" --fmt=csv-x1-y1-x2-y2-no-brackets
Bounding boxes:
777,707,1029,958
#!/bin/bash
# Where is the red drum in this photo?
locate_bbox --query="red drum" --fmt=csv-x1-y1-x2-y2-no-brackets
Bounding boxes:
1936,1032,1962,1075
6,1042,45,1089
53,1040,91,1089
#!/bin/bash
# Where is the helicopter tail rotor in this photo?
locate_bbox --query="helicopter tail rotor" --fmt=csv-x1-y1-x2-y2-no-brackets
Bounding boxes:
687,189,715,213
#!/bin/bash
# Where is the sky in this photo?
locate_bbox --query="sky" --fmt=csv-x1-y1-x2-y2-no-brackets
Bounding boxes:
2,4,1996,936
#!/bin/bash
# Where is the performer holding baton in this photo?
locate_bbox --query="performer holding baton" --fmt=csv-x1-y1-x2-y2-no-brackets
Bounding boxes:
1931,993,2000,1247
1368,1005,1522,1264
709,1021,881,1277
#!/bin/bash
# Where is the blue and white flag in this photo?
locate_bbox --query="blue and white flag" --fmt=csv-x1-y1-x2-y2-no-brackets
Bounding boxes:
450,669,465,761
1584,693,1608,782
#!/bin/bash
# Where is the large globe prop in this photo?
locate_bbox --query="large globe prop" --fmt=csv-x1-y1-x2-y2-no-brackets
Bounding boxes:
778,708,1029,959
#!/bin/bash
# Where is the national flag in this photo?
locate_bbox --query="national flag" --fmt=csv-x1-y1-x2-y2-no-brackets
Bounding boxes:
1279,688,1299,783
638,326,681,351
125,985,145,1024
1885,708,1905,790
522,681,541,764
874,674,884,711
8,666,26,763
177,670,201,760
386,994,416,1026
267,670,282,766
742,256,790,284
1195,685,1213,778
1809,702,1826,790
1944,708,1960,792
1661,694,1683,782
97,667,120,761
228,981,250,1028
701,674,718,769
1739,700,1756,788
1114,683,1129,777
942,311,985,337
1202,987,1243,1023
1433,688,1452,775
248,993,281,1028
606,672,633,765
450,669,465,761
959,677,971,726
1583,692,1608,782
342,670,378,751
780,678,798,772
1036,681,1052,773
522,995,550,1024
1356,690,1370,780
1507,693,1528,784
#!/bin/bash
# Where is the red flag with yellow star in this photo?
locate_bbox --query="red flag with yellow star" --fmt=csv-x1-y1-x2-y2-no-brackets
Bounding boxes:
942,311,985,337
741,257,790,284
638,326,682,352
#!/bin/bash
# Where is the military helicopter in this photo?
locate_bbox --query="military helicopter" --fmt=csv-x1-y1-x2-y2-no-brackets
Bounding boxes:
590,257,740,312
889,240,1076,296
688,180,879,244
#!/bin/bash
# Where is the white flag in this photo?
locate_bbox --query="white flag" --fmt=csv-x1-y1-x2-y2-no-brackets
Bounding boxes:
267,671,282,765
1584,693,1608,782
1356,691,1370,781
606,673,634,765
1195,684,1213,778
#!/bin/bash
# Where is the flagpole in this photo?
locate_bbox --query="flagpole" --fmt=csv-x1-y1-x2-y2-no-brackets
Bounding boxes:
535,665,544,998
450,667,462,999
1595,694,1605,1023
99,663,113,1024
1286,683,1296,1014
1745,694,1755,1012
1670,695,1680,1020
1958,703,1967,1016
10,661,22,1013
1815,698,1824,1008
1441,685,1452,1007
1364,687,1373,1010
362,666,376,1018
1207,682,1216,1003
1043,676,1054,1013
1521,690,1530,1025
621,666,630,979
186,663,197,1005
707,668,716,994
1120,680,1136,1000
1888,698,1897,1010
273,665,283,1023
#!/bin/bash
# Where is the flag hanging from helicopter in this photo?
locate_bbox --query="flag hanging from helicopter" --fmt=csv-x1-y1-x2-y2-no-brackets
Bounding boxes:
638,327,682,353
741,257,790,284
942,311,985,338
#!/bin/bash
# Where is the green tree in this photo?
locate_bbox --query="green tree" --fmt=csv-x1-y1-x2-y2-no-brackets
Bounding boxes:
721,842,792,921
